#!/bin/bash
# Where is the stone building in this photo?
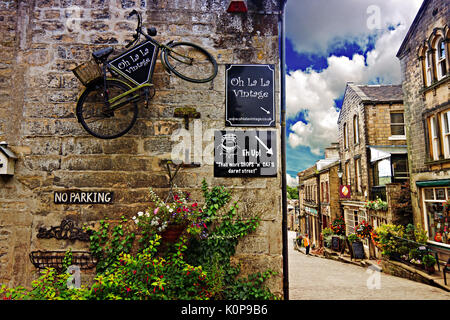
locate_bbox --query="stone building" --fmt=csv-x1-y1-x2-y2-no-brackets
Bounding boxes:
396,0,449,261
316,143,340,231
337,83,408,252
297,143,340,247
287,199,298,231
297,164,319,246
0,0,284,294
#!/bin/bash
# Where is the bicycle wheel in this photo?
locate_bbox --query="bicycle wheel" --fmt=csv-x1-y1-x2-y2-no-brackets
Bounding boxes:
162,42,218,83
76,79,138,139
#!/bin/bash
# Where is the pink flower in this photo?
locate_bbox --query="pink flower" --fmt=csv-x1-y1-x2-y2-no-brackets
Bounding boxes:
154,207,159,215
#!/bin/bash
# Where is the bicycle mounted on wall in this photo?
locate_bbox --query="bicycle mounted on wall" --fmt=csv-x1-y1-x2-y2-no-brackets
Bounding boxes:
72,10,218,139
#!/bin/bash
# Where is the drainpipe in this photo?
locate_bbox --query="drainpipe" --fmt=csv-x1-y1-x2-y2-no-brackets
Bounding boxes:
279,0,289,301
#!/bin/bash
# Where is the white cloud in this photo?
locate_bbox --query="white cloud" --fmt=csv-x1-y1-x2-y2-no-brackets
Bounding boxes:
286,0,423,56
286,1,421,156
287,173,298,187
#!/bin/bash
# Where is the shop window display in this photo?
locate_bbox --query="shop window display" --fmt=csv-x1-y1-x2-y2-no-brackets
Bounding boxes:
423,187,450,246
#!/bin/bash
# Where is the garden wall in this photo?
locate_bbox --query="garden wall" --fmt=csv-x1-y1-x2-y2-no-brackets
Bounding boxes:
0,0,283,295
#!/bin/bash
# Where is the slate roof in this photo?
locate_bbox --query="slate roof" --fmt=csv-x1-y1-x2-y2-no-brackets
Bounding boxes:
352,84,404,103
338,83,404,124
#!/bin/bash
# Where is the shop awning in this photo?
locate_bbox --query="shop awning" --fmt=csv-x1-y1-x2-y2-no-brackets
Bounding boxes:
416,179,450,187
369,146,407,163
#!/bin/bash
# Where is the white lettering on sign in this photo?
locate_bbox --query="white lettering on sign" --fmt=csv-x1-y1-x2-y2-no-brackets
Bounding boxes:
54,191,114,204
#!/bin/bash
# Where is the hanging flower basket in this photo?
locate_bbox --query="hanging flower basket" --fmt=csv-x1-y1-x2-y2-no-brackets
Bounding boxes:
160,223,186,244
355,220,373,240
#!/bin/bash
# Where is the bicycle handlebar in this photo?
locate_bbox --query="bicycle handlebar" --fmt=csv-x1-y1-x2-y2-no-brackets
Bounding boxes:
125,10,142,48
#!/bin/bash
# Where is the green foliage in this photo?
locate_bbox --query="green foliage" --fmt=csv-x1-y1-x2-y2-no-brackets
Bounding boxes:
1,267,91,300
422,254,436,267
287,186,299,200
185,179,279,300
374,224,405,257
321,227,333,238
364,197,388,211
2,180,278,300
347,233,359,243
405,223,428,244
87,216,136,274
89,235,211,300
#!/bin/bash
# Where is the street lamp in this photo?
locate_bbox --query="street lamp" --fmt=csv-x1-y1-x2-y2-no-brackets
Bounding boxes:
337,167,343,179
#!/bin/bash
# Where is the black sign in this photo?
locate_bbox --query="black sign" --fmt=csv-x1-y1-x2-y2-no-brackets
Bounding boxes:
331,236,340,251
108,41,158,85
54,191,114,204
214,130,277,177
352,241,365,259
226,64,275,127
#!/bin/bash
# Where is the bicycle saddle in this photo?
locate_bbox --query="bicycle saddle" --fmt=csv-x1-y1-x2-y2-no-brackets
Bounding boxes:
92,47,114,61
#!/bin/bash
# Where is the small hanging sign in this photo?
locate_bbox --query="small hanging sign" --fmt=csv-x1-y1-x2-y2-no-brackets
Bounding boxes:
225,64,275,127
108,40,159,85
54,190,114,204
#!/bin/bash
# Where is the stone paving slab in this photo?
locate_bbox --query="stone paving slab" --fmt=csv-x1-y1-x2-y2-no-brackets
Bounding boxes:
288,231,450,300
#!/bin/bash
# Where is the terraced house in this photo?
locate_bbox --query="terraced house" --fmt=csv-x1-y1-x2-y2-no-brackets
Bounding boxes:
337,83,409,257
396,0,450,262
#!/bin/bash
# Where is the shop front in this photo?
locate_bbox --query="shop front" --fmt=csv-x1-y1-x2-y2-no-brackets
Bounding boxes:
305,205,320,248
417,180,450,262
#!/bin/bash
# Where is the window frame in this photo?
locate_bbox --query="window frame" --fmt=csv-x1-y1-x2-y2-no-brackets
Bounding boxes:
355,157,362,193
353,115,359,145
390,112,406,139
421,187,450,248
426,108,450,162
343,122,348,149
345,161,350,186
436,38,447,80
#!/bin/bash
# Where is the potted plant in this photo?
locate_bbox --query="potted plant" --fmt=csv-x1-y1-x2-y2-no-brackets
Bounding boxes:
422,254,437,274
347,233,359,243
132,188,206,248
355,220,373,240
330,216,346,236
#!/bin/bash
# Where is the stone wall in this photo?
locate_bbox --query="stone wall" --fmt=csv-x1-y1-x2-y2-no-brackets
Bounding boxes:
338,85,367,201
397,0,449,229
0,0,283,294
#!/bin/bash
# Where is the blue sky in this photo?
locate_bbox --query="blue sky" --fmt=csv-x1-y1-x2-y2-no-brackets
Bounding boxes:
284,0,423,186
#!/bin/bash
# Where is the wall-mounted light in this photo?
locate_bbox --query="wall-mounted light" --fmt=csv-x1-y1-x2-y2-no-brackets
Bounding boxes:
337,167,343,179
227,0,248,13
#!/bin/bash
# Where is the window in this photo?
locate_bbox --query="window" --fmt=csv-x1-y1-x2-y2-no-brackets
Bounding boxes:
372,158,391,186
425,51,433,86
345,161,350,186
355,158,362,193
390,112,405,136
391,154,409,182
436,39,447,80
343,123,348,149
321,182,324,202
345,209,368,244
422,187,450,247
325,181,329,202
353,115,359,145
442,111,450,158
427,109,450,161
429,115,440,160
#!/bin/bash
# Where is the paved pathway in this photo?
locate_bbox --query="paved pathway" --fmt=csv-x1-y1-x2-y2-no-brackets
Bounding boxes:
288,231,450,300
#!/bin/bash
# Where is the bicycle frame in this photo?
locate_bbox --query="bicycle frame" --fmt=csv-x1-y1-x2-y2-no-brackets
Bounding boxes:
94,11,194,113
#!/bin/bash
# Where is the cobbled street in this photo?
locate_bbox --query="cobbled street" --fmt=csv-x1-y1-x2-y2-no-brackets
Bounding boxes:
288,231,450,300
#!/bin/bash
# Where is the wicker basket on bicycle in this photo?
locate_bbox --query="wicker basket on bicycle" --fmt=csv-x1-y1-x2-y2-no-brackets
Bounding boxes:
72,59,102,86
